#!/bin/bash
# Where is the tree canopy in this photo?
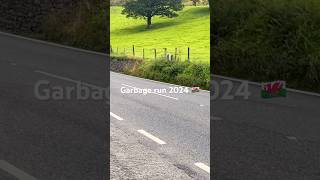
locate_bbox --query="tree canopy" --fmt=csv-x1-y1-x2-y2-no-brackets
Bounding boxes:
122,0,184,28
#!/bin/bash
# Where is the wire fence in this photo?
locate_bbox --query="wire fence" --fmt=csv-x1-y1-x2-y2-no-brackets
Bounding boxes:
110,45,193,62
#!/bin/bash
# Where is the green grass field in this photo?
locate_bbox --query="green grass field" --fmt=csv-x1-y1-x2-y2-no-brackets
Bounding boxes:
110,6,210,63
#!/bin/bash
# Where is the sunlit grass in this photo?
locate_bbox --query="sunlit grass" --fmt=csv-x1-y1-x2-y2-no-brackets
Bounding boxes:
111,6,210,63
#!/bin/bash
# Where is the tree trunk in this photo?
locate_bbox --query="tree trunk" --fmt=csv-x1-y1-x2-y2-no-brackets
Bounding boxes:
147,16,152,28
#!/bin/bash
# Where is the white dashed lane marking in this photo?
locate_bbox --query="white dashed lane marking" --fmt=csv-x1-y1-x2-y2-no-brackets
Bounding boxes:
0,160,39,180
110,112,124,121
137,129,167,145
287,136,297,141
194,162,210,174
213,117,222,121
34,70,103,89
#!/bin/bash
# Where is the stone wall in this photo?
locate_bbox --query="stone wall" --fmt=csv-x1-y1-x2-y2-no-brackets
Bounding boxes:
0,0,78,34
110,57,141,73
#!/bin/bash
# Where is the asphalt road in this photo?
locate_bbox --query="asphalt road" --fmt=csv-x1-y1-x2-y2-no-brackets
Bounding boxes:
4,28,317,180
110,72,210,179
0,31,210,180
0,32,108,180
212,75,320,180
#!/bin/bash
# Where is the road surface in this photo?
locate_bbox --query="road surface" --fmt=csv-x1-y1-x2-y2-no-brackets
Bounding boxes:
212,75,320,180
0,32,108,180
0,31,211,179
110,72,210,179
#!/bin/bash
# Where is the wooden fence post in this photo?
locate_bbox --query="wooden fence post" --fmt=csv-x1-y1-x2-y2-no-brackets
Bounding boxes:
187,47,190,63
164,48,167,57
175,48,177,61
154,49,157,60
143,48,145,59
133,45,135,56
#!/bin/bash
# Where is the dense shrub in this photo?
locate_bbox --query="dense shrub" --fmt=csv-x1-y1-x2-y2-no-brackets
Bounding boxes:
213,0,320,92
123,59,210,89
42,0,108,52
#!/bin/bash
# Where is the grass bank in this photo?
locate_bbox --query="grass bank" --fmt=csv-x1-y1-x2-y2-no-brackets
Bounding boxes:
213,0,320,93
111,56,210,90
111,6,210,63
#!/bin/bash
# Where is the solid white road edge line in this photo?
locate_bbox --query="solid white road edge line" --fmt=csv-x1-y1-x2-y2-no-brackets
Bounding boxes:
110,112,124,121
194,162,210,174
137,129,167,145
0,160,39,180
112,71,210,93
121,83,178,100
0,31,107,57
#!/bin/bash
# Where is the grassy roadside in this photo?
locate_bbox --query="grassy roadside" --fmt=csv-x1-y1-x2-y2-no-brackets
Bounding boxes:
213,0,320,93
111,55,210,90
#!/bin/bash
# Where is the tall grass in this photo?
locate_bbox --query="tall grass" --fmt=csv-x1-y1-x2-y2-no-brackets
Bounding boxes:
213,0,320,92
124,59,210,89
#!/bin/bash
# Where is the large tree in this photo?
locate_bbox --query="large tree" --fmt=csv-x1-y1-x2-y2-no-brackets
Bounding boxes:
122,0,184,28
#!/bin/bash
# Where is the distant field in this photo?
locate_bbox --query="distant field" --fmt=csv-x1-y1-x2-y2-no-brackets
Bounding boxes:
110,6,210,63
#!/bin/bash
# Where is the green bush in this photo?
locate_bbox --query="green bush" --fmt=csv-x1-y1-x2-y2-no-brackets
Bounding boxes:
213,0,320,92
124,59,210,89
42,0,108,52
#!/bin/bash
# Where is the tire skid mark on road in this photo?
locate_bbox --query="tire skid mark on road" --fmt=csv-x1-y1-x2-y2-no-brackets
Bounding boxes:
194,162,210,174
